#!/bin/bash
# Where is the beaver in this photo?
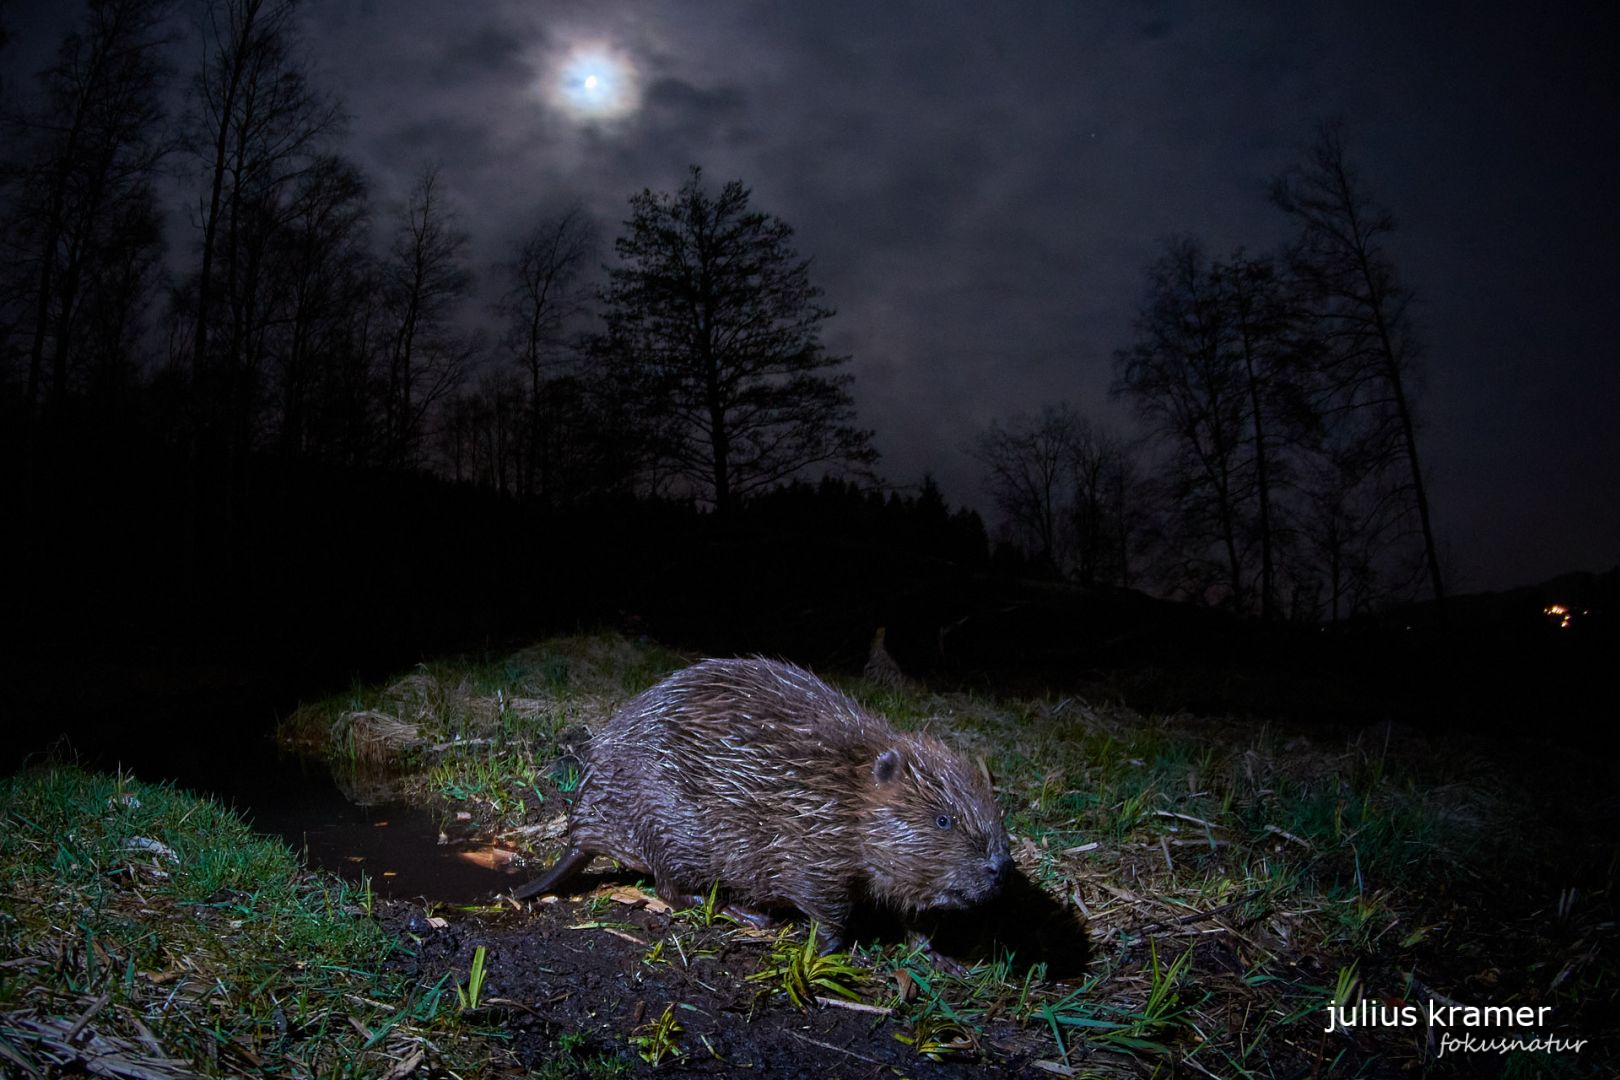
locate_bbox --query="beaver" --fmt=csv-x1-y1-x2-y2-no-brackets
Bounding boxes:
515,657,1011,950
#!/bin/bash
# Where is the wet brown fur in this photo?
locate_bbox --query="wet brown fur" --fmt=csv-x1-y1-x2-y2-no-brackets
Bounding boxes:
517,658,1011,947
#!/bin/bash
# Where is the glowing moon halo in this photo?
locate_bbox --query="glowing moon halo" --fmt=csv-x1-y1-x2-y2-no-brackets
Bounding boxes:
556,46,638,120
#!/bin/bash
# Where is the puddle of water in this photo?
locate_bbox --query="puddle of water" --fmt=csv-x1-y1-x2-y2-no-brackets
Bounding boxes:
17,706,527,905
231,759,529,905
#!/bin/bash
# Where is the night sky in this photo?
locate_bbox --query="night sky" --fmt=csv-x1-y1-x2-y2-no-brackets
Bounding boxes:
6,1,1617,593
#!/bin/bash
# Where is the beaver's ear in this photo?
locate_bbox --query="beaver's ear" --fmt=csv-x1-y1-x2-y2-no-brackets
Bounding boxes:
873,747,904,786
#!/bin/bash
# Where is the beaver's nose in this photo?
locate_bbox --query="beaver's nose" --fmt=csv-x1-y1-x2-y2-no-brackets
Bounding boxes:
987,852,1013,881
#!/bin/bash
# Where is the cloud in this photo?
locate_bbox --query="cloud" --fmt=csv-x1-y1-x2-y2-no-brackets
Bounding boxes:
428,21,537,89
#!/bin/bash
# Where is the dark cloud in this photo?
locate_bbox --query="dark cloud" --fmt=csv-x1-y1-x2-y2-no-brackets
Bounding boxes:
642,76,746,117
374,115,498,176
428,21,537,89
628,76,756,155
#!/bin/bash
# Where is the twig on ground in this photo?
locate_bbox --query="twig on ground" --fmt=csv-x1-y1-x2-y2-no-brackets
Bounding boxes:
813,997,892,1016
65,992,110,1043
1153,810,1222,830
787,1030,883,1065
1263,824,1311,848
1125,890,1267,939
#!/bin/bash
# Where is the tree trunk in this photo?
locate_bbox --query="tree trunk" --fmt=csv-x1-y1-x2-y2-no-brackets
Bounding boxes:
1239,332,1276,620
1364,262,1445,616
192,3,256,374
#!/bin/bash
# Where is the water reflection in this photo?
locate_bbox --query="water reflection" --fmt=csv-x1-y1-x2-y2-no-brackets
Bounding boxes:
243,756,527,904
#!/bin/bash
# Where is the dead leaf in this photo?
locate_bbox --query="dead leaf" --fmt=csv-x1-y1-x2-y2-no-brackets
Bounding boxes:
608,886,671,913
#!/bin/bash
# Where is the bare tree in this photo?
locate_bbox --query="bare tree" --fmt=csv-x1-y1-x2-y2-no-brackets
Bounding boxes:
1218,250,1314,619
380,163,473,468
4,0,174,430
971,403,1137,584
1115,238,1258,608
496,205,594,499
1296,439,1392,621
1068,420,1138,588
439,367,524,492
972,404,1080,573
72,186,166,412
1272,120,1445,613
265,152,370,458
184,0,339,381
598,166,876,512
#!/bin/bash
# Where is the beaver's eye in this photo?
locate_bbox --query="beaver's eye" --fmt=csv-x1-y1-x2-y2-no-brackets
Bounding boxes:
935,814,953,829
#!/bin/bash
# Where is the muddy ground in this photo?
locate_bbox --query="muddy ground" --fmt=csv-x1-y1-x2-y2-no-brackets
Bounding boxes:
380,872,1101,1077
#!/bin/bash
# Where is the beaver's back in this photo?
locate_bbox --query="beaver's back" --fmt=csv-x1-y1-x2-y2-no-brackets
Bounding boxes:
569,658,888,901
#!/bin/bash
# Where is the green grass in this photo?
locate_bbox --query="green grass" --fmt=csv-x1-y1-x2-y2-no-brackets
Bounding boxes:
454,944,490,1012
0,766,526,1076
265,632,1614,1075
278,633,686,829
627,1002,683,1066
747,924,866,1009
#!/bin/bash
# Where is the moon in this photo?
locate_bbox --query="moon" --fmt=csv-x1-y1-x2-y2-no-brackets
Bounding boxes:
555,46,638,121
